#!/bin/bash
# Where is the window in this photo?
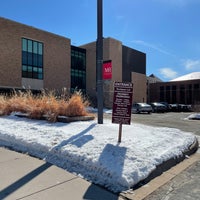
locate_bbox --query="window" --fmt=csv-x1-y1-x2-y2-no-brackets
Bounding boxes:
159,86,164,101
166,85,171,103
194,84,200,103
22,38,43,80
187,84,192,104
180,85,185,104
172,85,176,103
71,46,86,93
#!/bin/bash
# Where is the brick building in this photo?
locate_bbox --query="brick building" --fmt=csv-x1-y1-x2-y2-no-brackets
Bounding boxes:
0,17,71,93
0,17,146,108
148,72,200,106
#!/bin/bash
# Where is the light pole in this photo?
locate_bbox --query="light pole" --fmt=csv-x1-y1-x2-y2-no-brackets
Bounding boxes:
96,0,103,124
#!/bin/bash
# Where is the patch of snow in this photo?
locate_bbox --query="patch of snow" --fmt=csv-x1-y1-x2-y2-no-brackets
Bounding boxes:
0,115,197,193
186,113,200,120
86,107,113,114
86,107,98,113
104,109,112,114
170,72,200,82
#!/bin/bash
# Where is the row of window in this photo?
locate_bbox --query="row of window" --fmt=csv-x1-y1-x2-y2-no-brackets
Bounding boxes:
160,84,199,91
22,52,43,67
22,65,43,79
22,38,43,54
159,84,200,104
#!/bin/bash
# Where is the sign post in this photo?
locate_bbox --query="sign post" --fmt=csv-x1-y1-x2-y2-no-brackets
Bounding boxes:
118,123,123,143
112,82,133,143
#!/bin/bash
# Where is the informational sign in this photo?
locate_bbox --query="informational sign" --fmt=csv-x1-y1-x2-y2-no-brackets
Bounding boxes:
112,82,133,125
112,81,133,143
103,60,112,80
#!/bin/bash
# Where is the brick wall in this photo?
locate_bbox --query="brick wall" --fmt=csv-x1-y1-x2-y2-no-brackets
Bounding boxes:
132,72,147,103
0,17,71,92
0,18,21,87
149,79,200,105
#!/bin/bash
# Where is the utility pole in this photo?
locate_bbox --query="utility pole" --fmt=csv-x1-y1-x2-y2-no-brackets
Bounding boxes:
96,0,103,124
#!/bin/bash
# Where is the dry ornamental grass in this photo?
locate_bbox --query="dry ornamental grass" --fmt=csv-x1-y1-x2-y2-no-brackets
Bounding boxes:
0,90,92,122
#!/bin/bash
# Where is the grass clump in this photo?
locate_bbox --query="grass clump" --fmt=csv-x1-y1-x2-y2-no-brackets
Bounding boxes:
0,89,92,122
0,95,10,115
66,91,90,117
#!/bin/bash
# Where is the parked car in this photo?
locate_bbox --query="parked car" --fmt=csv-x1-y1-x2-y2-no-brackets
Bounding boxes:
150,102,167,113
159,102,171,111
132,103,152,114
169,104,179,112
169,104,192,112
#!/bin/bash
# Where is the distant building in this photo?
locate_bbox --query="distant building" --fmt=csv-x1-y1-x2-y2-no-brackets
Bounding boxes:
147,74,163,103
147,74,163,83
148,72,200,105
0,17,146,108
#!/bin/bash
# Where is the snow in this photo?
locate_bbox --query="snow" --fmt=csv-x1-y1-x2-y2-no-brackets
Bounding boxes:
170,72,200,82
186,113,200,120
0,114,197,193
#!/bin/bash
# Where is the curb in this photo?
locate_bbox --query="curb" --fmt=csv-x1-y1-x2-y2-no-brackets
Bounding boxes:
134,137,199,188
57,115,95,123
120,137,199,200
14,113,95,123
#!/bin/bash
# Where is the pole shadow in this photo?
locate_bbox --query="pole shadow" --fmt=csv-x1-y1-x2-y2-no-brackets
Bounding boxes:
0,162,52,199
83,143,127,199
53,123,96,149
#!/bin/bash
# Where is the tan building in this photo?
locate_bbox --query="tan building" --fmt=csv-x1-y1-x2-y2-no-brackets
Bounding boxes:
0,17,147,108
81,38,146,108
0,17,71,92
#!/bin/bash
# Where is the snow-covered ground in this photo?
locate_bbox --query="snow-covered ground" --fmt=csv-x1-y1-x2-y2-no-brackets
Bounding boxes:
0,114,198,193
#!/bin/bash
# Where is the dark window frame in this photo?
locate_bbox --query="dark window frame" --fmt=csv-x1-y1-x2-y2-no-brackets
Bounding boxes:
22,38,43,80
71,46,86,93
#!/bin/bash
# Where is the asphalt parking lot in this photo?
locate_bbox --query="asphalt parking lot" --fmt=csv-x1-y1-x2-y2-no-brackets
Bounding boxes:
131,112,200,136
104,111,200,136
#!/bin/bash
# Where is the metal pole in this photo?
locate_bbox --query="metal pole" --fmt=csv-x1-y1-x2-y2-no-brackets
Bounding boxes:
118,123,122,143
96,0,103,124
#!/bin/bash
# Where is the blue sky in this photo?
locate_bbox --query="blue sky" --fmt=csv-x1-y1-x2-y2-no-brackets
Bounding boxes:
1,0,200,81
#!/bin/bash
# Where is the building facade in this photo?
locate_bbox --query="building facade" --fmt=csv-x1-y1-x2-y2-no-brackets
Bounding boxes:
81,38,146,107
0,17,71,93
148,74,200,106
0,17,146,108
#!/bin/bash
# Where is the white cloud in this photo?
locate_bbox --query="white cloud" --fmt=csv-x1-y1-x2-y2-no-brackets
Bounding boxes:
158,68,178,79
183,59,200,71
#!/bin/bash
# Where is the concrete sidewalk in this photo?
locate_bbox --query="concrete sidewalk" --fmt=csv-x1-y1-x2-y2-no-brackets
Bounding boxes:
0,147,123,200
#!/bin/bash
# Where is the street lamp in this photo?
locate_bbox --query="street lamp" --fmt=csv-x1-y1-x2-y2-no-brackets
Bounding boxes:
96,0,103,124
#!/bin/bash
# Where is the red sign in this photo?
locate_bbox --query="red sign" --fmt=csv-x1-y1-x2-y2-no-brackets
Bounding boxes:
103,60,112,80
112,82,133,125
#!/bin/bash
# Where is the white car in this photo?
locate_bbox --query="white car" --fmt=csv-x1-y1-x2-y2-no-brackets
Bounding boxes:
132,103,152,114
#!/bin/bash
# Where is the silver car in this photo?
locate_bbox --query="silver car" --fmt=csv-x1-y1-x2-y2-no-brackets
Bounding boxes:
132,103,152,114
150,102,167,113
